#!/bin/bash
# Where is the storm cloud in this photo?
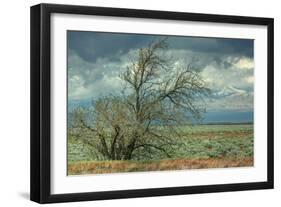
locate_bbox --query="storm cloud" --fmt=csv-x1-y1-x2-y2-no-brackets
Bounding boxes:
68,31,254,113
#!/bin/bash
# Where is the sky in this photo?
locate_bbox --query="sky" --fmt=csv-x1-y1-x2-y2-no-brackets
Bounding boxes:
67,31,254,123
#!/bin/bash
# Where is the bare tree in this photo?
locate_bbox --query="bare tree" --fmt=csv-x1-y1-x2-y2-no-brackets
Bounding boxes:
69,38,211,160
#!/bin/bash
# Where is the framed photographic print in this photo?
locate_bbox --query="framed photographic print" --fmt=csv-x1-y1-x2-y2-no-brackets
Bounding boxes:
30,3,274,203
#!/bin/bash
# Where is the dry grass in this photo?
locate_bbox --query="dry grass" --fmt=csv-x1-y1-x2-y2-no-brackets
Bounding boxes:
184,130,253,139
68,157,253,175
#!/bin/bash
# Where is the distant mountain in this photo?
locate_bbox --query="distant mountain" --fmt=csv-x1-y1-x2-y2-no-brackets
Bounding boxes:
214,85,249,98
68,89,254,124
209,85,253,114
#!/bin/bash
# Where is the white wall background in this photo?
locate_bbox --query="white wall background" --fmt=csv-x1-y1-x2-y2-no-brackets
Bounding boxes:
0,0,279,206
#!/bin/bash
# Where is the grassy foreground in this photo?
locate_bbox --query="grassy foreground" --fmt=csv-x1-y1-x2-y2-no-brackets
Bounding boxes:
68,124,254,175
68,157,253,175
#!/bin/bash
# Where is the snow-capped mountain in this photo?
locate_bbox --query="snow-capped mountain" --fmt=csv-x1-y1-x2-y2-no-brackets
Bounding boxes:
214,85,249,98
209,85,253,112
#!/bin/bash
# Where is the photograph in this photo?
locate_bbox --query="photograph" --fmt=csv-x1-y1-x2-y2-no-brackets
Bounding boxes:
67,31,254,175
30,3,273,203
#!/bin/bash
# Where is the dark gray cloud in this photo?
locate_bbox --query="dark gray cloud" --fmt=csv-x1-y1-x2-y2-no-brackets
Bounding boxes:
168,36,253,58
68,31,154,62
68,31,253,63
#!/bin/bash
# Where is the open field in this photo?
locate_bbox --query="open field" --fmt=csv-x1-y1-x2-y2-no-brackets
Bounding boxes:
68,124,254,175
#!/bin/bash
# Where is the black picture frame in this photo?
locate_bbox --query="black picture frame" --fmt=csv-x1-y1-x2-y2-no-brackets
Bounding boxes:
30,3,274,204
